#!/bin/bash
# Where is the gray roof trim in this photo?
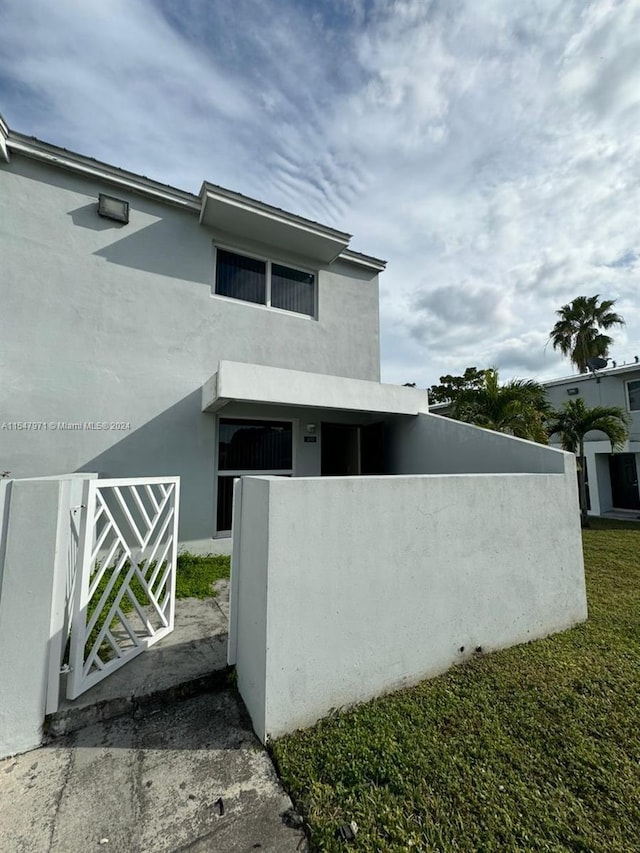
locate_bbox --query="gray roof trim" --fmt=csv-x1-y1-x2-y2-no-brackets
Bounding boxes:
338,248,387,271
2,118,385,272
6,131,200,210
544,361,640,387
199,181,351,245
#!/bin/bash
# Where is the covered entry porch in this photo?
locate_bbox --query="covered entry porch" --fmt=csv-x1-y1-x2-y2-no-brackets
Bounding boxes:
201,360,429,539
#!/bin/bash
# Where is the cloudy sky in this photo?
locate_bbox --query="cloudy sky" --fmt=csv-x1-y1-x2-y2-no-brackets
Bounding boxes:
1,0,638,387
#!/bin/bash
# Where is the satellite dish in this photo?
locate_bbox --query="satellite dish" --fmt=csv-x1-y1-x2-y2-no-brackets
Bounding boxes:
586,356,608,371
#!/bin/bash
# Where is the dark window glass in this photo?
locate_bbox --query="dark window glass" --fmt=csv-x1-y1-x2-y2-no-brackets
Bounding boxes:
628,380,640,412
216,476,235,532
216,249,266,305
218,419,293,471
271,263,315,316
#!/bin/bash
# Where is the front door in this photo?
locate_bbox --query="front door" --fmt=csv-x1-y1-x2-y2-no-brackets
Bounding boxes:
321,423,360,475
320,422,386,476
609,453,640,509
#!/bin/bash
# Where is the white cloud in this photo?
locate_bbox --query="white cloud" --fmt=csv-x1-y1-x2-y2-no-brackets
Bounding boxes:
1,0,638,387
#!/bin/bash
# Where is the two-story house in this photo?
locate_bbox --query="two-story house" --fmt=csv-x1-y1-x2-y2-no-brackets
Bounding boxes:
1,114,593,751
0,113,431,550
545,363,640,516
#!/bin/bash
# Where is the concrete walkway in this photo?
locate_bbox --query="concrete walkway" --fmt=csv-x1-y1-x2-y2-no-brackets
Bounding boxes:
0,690,307,852
49,582,231,736
1,583,308,852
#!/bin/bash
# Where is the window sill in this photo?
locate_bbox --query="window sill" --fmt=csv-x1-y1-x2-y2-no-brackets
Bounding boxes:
210,291,317,321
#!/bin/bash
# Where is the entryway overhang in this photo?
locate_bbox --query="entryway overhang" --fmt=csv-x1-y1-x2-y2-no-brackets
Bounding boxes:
201,361,429,416
199,183,351,264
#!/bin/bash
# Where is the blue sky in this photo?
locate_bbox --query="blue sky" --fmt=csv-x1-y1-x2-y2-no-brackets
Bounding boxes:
1,0,638,386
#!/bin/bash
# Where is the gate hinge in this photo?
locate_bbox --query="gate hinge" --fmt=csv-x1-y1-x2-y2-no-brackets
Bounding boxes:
60,664,73,674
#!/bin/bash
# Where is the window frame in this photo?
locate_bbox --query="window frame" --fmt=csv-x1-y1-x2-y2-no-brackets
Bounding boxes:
625,378,640,412
212,243,317,319
214,414,297,536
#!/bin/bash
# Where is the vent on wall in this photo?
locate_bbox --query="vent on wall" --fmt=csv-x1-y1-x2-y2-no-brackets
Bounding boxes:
567,388,580,396
98,193,129,224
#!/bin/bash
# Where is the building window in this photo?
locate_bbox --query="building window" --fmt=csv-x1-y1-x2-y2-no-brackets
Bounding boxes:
627,380,640,412
215,248,315,317
216,418,294,532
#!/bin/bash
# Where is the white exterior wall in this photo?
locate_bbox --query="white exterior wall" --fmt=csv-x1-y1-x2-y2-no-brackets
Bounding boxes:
231,461,587,743
546,370,640,513
389,412,566,475
0,156,381,547
546,368,640,443
0,479,62,757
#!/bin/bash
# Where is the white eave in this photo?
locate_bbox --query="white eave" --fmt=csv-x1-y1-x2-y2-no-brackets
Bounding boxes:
0,116,385,271
199,183,351,264
202,361,429,416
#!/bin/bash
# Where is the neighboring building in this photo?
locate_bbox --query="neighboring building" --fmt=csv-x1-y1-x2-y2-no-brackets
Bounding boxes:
0,113,430,550
545,363,640,516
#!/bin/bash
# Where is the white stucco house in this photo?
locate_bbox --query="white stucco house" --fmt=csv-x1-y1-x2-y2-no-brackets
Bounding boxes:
1,112,592,746
1,111,431,551
545,363,640,516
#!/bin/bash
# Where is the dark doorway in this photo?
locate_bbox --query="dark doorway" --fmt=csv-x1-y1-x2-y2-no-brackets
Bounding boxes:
321,424,360,475
360,422,386,474
321,422,387,476
609,454,640,509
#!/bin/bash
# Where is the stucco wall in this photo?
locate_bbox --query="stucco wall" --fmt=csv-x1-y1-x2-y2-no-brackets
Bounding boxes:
546,370,640,443
389,412,566,475
0,156,380,544
231,463,587,743
0,479,61,758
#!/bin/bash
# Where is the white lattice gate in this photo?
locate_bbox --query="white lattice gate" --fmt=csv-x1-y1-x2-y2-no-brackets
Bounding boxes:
67,477,180,700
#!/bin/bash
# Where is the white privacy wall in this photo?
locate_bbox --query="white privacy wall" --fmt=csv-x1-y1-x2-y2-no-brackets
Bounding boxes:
0,479,61,758
230,463,587,743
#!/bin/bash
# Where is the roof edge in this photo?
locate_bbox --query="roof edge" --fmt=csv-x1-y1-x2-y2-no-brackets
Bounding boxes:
199,181,352,245
5,129,200,210
544,361,640,386
338,247,387,271
2,118,384,269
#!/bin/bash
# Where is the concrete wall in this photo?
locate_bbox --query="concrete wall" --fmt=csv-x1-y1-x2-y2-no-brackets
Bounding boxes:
230,462,587,743
0,156,381,546
0,479,62,757
389,412,566,475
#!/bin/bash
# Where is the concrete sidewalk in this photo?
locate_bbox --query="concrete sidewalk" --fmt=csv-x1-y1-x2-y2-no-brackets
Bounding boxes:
0,689,307,853
2,583,307,852
48,582,231,736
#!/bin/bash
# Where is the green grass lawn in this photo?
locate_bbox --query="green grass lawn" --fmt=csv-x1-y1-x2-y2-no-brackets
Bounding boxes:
82,552,230,661
270,520,640,852
175,551,230,599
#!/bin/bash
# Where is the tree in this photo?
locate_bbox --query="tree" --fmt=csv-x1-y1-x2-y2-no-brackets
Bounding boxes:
428,367,489,404
451,369,550,443
549,295,625,373
547,398,629,525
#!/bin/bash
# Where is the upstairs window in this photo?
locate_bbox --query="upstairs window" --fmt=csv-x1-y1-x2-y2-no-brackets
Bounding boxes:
215,248,315,317
627,379,640,411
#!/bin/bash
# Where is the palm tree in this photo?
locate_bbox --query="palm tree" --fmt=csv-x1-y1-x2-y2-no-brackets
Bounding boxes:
547,398,629,525
452,369,550,443
549,295,625,373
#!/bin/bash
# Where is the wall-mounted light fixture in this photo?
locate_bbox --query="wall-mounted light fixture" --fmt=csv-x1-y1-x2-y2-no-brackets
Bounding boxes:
567,387,579,396
98,193,129,224
306,423,317,433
